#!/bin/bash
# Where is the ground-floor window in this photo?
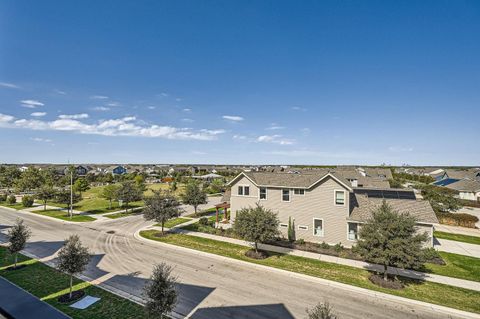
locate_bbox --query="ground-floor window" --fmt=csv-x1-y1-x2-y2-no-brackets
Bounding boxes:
313,218,324,237
347,222,358,241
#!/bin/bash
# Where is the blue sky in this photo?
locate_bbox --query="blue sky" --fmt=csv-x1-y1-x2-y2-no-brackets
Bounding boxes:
0,1,479,165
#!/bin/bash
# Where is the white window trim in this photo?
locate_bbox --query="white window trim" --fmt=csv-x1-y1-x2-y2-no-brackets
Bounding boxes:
313,218,324,237
281,189,290,202
334,189,346,206
347,222,358,241
236,184,252,197
259,187,267,200
294,189,305,196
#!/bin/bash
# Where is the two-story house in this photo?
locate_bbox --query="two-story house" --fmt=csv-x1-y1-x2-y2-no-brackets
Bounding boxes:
228,170,438,247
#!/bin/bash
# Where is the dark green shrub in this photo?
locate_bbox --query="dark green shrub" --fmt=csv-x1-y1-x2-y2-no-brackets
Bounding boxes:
295,238,305,245
22,195,34,207
320,241,330,249
334,242,343,253
0,193,7,202
437,212,479,228
199,217,209,226
6,195,16,204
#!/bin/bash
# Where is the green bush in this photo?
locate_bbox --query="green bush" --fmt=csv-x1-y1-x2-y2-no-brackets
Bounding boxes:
334,242,343,253
295,238,305,245
0,193,7,202
437,212,479,228
22,195,34,207
319,241,330,249
199,217,209,226
6,195,16,204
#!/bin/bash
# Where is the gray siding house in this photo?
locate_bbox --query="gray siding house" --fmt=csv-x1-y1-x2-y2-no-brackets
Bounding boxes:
228,171,438,247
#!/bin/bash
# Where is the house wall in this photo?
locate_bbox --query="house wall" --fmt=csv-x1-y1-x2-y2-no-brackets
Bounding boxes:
459,191,477,201
230,175,352,246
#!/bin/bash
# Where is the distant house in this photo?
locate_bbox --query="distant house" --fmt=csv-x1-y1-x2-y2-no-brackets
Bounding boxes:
63,165,89,176
227,170,437,248
112,165,127,175
442,179,480,201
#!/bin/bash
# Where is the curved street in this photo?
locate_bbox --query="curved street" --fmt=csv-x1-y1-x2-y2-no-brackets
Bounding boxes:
0,207,470,319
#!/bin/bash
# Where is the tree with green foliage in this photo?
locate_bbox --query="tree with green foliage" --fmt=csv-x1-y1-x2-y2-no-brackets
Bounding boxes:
21,195,34,207
143,190,182,234
134,174,147,192
7,219,31,269
170,180,177,192
6,195,16,204
418,184,461,213
101,184,120,209
354,201,428,281
288,216,296,242
144,262,177,318
15,167,44,192
0,166,21,191
55,189,82,216
233,205,280,253
306,301,336,319
36,185,56,211
56,235,91,300
73,178,90,195
207,178,224,194
116,180,143,212
181,181,207,216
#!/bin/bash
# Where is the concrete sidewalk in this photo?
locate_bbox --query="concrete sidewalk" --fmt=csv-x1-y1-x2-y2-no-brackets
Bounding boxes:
0,277,70,319
436,238,480,258
146,225,480,292
435,223,480,237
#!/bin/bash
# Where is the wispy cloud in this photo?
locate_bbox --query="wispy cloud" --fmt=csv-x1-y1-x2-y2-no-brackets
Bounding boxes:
92,106,110,111
256,135,294,145
233,135,247,140
266,123,285,130
90,95,109,100
181,118,194,123
0,82,20,89
53,89,66,95
160,92,169,97
175,98,182,102
192,150,206,155
21,99,44,108
0,113,225,141
31,112,47,117
107,102,120,107
183,108,191,112
31,137,52,143
59,113,89,119
291,106,307,112
147,106,156,110
222,115,244,122
388,146,414,152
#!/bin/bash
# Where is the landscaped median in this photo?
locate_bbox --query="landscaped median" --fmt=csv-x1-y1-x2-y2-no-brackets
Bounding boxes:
0,247,142,318
140,230,480,314
434,231,480,245
30,209,96,222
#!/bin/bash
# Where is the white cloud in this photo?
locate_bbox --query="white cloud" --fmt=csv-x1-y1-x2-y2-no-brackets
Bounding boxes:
92,106,110,111
31,137,52,143
160,92,169,97
181,118,194,123
388,146,414,152
266,123,285,130
291,106,307,112
175,98,182,102
0,82,20,89
222,115,244,122
182,108,191,112
31,112,46,117
147,106,156,110
192,150,206,155
0,112,224,141
53,89,66,95
256,135,294,145
21,99,44,108
233,135,247,140
107,102,120,107
90,95,109,100
59,113,89,119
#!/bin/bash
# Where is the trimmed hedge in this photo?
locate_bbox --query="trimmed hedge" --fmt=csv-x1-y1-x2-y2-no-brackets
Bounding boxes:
22,195,34,207
437,212,479,228
6,195,16,204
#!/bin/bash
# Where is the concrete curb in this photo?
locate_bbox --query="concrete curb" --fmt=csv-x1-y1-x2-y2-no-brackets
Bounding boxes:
135,228,480,319
2,206,93,225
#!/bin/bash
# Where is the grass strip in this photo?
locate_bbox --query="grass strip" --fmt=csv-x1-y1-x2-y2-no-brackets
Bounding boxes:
140,231,480,314
434,231,480,245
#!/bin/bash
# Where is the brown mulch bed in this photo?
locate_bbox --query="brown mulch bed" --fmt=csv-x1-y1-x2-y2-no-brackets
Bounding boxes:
245,249,269,260
57,290,85,303
369,274,404,290
268,239,364,261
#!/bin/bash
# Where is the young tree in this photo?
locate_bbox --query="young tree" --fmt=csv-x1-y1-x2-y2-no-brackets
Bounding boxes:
144,262,177,318
169,180,177,192
56,235,91,300
354,201,428,281
181,181,207,216
36,185,56,211
101,184,120,209
116,180,143,212
15,167,44,192
306,301,336,319
0,166,21,192
73,178,90,195
233,205,280,253
144,190,183,234
55,189,82,216
287,216,296,242
7,219,31,269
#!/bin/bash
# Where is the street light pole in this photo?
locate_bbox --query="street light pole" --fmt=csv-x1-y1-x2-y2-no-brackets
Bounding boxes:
70,168,73,218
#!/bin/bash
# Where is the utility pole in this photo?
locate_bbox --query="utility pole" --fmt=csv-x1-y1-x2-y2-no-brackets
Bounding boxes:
70,168,73,218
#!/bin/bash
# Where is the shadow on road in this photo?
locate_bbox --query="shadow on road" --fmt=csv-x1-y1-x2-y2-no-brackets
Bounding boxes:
25,240,65,259
190,303,295,319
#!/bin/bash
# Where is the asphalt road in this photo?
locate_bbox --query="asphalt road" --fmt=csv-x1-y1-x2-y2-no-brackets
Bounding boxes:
0,207,469,319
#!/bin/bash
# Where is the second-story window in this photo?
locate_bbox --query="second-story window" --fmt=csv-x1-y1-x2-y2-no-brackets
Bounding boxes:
282,189,290,202
259,187,267,200
293,189,305,195
335,190,345,205
238,185,250,196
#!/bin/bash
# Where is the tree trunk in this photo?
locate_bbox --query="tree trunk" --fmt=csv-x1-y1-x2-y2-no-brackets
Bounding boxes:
44,201,47,211
383,264,388,281
125,201,129,213
161,221,164,235
14,253,18,269
194,205,197,217
69,275,73,299
254,242,258,253
109,199,112,210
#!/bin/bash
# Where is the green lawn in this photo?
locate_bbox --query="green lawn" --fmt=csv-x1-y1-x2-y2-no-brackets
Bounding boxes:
30,208,96,222
434,231,480,245
158,217,192,228
0,247,143,318
0,202,26,210
140,231,480,314
424,252,480,282
144,183,185,197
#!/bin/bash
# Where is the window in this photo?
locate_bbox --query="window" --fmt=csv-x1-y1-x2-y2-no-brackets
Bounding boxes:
298,225,308,230
294,189,305,195
282,189,290,202
335,190,345,205
280,223,288,228
259,187,267,200
313,219,324,237
237,185,250,196
348,223,358,241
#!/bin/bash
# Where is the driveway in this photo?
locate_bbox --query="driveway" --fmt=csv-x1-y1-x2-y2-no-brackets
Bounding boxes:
0,207,472,319
435,238,480,258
